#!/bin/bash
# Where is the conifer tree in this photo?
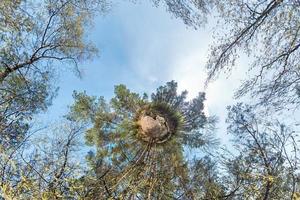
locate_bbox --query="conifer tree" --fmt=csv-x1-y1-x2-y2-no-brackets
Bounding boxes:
68,81,217,199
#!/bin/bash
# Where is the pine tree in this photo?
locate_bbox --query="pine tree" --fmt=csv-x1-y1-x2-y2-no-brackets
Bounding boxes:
68,81,217,199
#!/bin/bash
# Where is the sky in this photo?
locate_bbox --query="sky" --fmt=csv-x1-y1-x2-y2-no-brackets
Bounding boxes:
37,0,252,144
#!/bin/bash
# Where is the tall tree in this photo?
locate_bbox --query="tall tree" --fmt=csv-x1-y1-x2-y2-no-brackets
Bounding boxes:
189,156,225,199
219,103,300,199
151,0,300,110
204,0,300,110
0,120,86,199
67,81,217,199
0,0,109,148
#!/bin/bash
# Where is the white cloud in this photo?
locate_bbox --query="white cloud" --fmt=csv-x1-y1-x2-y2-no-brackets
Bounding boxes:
106,1,247,141
41,0,251,143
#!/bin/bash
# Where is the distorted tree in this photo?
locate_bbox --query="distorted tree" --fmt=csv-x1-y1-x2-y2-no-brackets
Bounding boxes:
205,0,300,110
0,0,109,148
219,103,300,199
149,0,300,110
0,121,86,199
68,81,217,199
189,156,225,199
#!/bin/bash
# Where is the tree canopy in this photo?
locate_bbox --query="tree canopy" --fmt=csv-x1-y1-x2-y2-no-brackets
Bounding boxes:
67,81,217,199
0,0,108,148
1,82,299,199
1,0,300,199
204,0,300,110
154,0,300,110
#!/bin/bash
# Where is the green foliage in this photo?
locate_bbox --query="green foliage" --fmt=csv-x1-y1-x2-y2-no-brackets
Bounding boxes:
1,90,299,199
0,0,109,148
1,1,300,199
150,0,300,110
68,81,214,199
190,156,225,199
204,0,300,109
0,121,86,199
220,103,300,199
0,72,56,148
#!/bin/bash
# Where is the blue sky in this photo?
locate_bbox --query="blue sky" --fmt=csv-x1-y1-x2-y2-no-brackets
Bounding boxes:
37,0,252,144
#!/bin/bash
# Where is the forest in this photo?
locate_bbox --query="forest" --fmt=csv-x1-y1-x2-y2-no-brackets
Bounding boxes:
1,0,300,199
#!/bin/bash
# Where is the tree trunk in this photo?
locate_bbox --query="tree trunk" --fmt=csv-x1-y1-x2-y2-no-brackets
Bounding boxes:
263,181,271,200
0,70,9,83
